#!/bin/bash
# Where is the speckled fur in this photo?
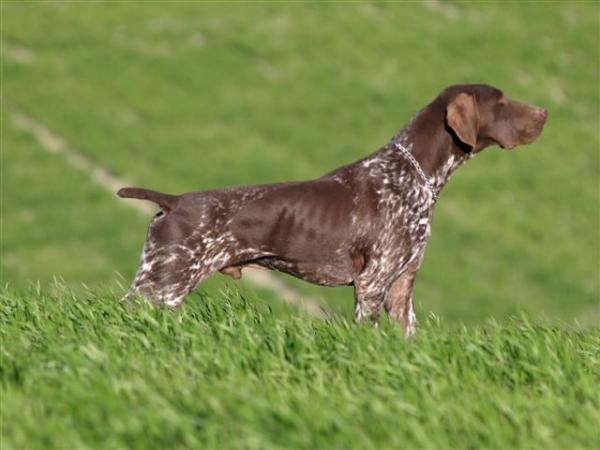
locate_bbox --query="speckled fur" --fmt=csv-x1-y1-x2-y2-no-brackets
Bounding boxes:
120,84,547,337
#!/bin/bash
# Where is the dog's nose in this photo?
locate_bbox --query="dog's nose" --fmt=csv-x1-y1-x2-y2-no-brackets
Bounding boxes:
536,107,548,120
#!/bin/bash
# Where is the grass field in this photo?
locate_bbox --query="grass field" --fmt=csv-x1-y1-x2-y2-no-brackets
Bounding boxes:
3,1,599,322
2,286,599,449
1,1,599,448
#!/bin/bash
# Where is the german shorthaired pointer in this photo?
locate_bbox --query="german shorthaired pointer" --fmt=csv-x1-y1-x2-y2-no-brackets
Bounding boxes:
118,84,547,336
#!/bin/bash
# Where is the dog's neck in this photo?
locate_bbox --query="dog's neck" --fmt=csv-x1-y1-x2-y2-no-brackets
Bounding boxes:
389,102,474,192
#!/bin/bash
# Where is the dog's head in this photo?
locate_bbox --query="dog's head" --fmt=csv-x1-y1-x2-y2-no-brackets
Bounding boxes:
443,84,548,152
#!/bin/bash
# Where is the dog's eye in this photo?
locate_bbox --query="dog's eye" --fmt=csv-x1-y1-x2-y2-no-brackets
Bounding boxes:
154,210,165,219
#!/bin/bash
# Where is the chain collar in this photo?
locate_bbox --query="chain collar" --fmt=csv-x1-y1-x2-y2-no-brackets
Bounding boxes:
390,140,438,202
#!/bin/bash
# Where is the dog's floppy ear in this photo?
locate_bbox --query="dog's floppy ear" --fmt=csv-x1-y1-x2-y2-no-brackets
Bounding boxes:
446,93,479,150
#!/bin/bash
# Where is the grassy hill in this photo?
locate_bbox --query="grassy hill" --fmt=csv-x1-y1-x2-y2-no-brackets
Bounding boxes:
2,1,598,323
1,2,599,448
2,1,598,324
2,286,599,449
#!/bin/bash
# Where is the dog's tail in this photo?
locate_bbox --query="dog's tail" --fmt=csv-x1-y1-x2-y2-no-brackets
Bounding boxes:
117,187,179,212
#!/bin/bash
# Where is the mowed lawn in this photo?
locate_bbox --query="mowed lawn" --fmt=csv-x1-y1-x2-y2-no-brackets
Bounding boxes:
1,2,599,449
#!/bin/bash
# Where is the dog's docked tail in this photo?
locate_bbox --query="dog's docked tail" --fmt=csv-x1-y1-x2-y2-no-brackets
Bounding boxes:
117,187,179,212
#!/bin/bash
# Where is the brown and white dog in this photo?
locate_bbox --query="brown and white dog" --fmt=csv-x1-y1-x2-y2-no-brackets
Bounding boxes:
118,84,547,336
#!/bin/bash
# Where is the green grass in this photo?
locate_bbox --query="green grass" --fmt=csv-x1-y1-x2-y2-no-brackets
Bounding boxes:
1,3,599,448
1,286,599,449
2,1,598,322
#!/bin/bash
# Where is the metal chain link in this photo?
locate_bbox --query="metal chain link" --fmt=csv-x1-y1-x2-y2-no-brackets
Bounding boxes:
392,141,438,202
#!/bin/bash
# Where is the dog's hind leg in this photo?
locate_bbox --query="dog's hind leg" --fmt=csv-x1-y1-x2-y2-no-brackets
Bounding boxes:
127,240,208,308
127,232,205,308
127,229,243,308
123,193,251,307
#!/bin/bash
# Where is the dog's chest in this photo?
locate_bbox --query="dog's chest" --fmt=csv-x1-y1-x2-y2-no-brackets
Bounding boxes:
367,170,434,268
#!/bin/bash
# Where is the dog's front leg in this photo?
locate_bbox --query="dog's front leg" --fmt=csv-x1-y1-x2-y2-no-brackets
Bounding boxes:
353,282,386,325
384,262,420,337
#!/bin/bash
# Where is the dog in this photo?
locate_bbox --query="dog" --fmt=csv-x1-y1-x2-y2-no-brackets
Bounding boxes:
118,84,547,336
